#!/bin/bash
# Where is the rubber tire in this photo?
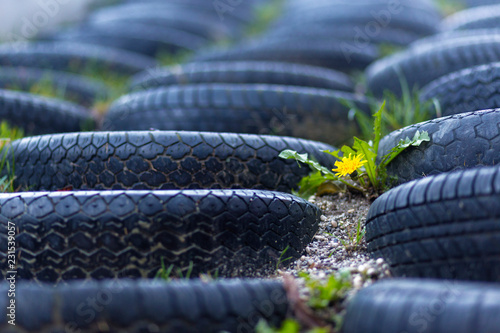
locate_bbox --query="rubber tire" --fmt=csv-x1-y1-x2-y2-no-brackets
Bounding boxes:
8,131,337,192
190,39,379,72
0,89,92,135
464,0,500,7
284,0,439,15
94,2,255,26
342,278,500,333
442,5,500,31
273,2,441,37
366,165,500,281
0,279,288,332
420,62,500,117
366,35,500,97
51,22,207,57
0,189,321,283
0,67,109,108
129,61,354,92
263,24,423,47
410,29,500,48
378,109,500,185
0,42,157,75
87,9,235,41
103,84,370,146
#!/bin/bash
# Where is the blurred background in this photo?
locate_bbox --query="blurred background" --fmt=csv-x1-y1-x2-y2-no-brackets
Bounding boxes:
0,0,97,42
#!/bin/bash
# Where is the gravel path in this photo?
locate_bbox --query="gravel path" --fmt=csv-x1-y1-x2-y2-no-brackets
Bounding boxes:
266,193,392,331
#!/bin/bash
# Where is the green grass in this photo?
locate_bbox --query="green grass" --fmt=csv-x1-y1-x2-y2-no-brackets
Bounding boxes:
0,121,24,193
246,0,285,37
435,0,466,16
156,50,192,67
339,219,366,252
155,259,194,281
257,271,353,332
276,245,294,270
256,319,329,333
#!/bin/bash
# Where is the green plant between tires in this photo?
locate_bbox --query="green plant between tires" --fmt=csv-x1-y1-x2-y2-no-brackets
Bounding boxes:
280,101,430,198
0,121,23,192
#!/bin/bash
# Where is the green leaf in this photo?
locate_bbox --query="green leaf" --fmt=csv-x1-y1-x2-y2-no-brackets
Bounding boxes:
379,130,430,168
279,149,334,175
352,137,377,187
373,101,385,154
294,171,336,199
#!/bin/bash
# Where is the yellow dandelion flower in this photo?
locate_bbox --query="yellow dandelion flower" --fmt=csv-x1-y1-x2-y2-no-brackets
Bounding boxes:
332,154,367,177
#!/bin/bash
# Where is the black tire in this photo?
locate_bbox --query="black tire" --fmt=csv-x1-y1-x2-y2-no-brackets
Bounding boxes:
9,131,337,192
190,39,379,72
87,9,235,41
442,5,500,31
0,42,157,75
273,2,441,37
342,279,500,333
464,0,500,7
103,84,370,146
410,29,500,48
0,67,109,108
129,61,354,92
420,62,500,117
284,0,439,14
94,2,255,26
378,109,500,185
51,22,207,57
0,89,92,135
366,165,500,281
0,189,321,282
366,34,500,96
0,279,288,333
263,24,423,47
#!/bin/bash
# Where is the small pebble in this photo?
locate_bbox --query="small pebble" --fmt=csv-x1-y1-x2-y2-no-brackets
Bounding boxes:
353,275,363,289
367,268,376,276
331,220,338,228
320,215,327,222
376,258,385,266
347,209,355,214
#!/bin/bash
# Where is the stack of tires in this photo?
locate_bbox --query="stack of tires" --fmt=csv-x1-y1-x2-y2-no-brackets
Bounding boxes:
2,0,500,332
191,0,443,72
343,2,500,332
0,1,348,332
41,0,265,58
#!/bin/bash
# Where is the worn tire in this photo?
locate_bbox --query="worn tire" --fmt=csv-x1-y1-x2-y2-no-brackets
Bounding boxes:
366,35,500,96
464,0,500,7
274,2,441,37
0,279,288,332
420,62,500,117
87,9,235,41
263,24,423,47
190,39,379,72
9,131,337,192
0,67,109,107
0,42,157,75
0,89,92,135
378,109,500,185
342,279,500,333
442,5,500,31
51,22,207,57
366,165,500,281
103,84,369,145
0,190,321,283
129,61,354,92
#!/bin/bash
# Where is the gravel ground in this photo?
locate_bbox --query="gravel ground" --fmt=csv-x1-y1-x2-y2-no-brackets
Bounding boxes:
267,193,392,331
